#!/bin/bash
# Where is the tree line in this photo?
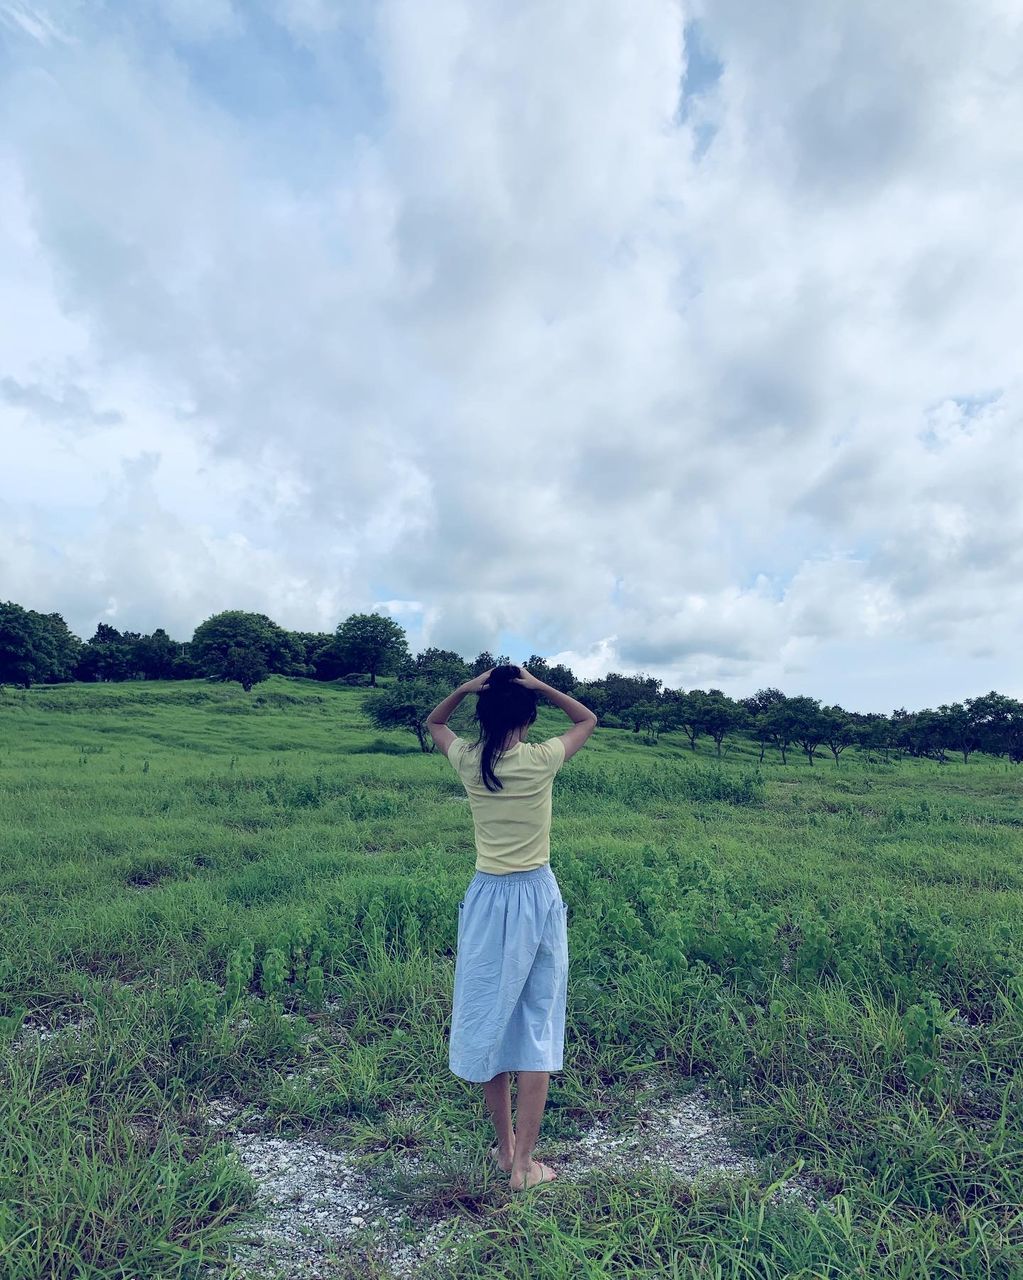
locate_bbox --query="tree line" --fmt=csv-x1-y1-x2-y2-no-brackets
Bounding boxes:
2,599,1021,764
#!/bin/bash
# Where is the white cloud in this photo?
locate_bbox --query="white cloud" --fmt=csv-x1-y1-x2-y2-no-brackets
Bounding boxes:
1,0,1021,710
0,1,72,46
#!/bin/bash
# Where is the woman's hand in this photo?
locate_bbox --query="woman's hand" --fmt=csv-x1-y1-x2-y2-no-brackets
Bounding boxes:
512,665,544,691
462,667,496,694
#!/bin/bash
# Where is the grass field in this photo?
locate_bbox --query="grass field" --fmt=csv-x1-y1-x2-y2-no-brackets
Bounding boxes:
1,676,1021,1279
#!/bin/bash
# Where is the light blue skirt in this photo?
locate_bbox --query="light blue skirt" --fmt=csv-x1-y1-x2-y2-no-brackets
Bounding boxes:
449,864,569,1082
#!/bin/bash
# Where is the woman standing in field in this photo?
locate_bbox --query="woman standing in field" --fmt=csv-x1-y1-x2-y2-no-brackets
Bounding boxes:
426,664,597,1191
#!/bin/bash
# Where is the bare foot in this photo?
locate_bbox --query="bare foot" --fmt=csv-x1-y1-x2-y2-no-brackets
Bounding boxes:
509,1159,557,1191
490,1143,515,1173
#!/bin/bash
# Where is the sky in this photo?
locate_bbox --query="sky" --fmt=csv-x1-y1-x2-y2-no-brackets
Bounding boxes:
1,0,1021,715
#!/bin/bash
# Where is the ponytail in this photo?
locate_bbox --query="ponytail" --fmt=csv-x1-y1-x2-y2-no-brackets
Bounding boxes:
469,665,539,791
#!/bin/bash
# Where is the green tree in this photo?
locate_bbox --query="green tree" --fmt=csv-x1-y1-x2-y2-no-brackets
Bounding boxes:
663,690,708,752
896,709,951,763
363,677,447,752
601,671,663,715
788,695,827,766
569,681,608,723
700,690,747,758
0,601,37,688
191,611,303,692
856,712,894,763
820,705,857,765
135,628,181,680
522,654,552,684
969,692,1023,763
311,633,349,681
629,698,661,741
742,687,787,715
326,612,410,687
404,647,470,688
229,647,270,694
0,602,80,688
741,688,787,763
170,640,200,680
762,698,801,765
75,623,134,682
543,663,577,693
40,612,81,682
937,701,983,765
470,651,497,677
285,630,329,678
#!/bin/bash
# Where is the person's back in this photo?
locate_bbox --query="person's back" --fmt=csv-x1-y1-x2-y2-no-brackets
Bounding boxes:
446,734,567,873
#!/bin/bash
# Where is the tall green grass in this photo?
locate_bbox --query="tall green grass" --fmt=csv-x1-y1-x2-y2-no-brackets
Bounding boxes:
1,677,1021,1278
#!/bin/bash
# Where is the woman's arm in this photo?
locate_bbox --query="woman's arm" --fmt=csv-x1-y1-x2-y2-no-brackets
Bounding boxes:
517,668,596,724
425,668,493,727
425,669,493,753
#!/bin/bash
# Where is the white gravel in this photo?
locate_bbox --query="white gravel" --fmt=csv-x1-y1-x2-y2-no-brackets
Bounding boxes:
5,1010,94,1049
198,1100,473,1280
196,1072,819,1280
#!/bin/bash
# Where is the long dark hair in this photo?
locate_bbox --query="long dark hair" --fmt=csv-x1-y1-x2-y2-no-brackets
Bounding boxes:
469,664,539,792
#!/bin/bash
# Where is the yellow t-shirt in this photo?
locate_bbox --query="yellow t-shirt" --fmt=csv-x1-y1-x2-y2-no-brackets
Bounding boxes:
446,735,567,873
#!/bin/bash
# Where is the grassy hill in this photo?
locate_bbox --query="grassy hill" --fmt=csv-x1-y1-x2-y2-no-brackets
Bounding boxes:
1,677,1021,1278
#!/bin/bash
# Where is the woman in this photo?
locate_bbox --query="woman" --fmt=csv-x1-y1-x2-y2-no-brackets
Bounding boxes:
426,664,597,1191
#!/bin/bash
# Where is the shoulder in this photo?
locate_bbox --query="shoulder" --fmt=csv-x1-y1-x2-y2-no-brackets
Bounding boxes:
446,735,479,766
527,736,566,771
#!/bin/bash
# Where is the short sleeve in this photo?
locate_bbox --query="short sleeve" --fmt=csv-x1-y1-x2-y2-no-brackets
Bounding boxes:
445,736,466,772
537,736,566,774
